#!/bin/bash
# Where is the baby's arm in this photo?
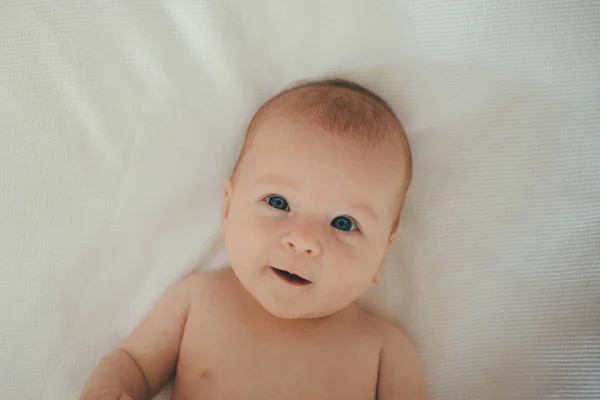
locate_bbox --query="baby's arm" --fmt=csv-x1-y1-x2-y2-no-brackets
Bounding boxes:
377,325,429,400
80,273,195,400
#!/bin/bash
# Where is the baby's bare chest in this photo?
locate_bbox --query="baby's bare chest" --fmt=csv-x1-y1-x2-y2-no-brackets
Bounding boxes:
171,305,381,400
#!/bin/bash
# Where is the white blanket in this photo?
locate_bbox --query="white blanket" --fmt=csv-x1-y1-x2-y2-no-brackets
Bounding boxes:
1,1,598,399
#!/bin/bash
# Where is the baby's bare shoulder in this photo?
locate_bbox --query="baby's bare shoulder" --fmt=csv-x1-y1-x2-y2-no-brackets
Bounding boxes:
346,308,420,359
184,267,247,317
371,318,428,399
185,267,238,296
346,310,427,398
348,306,399,336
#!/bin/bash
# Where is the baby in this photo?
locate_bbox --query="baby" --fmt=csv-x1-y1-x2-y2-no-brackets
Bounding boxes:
80,79,428,400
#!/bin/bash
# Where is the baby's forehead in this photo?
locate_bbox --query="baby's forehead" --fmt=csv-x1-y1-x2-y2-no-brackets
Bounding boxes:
234,79,412,196
247,120,406,194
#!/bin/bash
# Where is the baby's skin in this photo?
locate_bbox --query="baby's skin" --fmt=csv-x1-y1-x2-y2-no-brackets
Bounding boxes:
80,79,428,400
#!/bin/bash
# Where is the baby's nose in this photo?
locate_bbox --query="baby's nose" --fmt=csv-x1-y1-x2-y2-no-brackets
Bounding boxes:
281,231,322,258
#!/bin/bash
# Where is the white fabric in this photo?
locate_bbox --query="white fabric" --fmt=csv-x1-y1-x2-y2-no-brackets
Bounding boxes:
1,1,599,399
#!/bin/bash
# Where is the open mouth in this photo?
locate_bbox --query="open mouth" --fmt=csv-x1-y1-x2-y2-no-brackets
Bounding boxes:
271,267,312,286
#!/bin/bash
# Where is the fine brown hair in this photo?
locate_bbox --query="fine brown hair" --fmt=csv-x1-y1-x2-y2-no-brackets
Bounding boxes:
233,78,412,190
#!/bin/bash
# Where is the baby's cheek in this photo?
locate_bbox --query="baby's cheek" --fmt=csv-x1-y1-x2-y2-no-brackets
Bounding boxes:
330,240,378,277
226,214,260,254
329,240,360,269
238,215,280,249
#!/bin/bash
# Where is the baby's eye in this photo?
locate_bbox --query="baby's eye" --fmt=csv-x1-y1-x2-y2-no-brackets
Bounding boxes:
266,195,290,212
331,215,359,232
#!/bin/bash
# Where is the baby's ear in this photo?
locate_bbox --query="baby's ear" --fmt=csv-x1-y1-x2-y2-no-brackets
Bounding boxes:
220,178,233,236
372,263,383,284
386,220,400,252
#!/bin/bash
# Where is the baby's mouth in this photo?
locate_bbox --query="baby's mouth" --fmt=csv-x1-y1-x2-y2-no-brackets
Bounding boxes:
270,267,312,286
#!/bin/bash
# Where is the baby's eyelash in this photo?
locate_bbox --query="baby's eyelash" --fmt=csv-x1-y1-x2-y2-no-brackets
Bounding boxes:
331,215,361,232
263,194,290,212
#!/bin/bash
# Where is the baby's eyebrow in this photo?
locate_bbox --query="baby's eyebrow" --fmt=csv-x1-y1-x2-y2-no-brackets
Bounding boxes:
348,202,379,221
253,174,299,190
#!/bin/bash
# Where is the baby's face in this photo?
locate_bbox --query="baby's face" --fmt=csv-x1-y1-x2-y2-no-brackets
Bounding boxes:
221,116,406,319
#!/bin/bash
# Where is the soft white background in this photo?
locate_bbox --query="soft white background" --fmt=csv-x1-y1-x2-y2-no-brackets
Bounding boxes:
1,1,598,399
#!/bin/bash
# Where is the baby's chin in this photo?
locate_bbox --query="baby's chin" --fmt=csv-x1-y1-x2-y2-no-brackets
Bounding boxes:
255,292,355,320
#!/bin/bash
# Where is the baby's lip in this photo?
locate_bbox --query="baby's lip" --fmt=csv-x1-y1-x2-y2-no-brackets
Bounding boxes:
270,266,312,285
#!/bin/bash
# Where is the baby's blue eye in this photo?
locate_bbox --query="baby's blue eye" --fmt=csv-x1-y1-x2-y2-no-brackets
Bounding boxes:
267,195,290,211
331,216,358,232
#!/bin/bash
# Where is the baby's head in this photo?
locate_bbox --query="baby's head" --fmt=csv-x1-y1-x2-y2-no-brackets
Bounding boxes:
221,79,412,319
